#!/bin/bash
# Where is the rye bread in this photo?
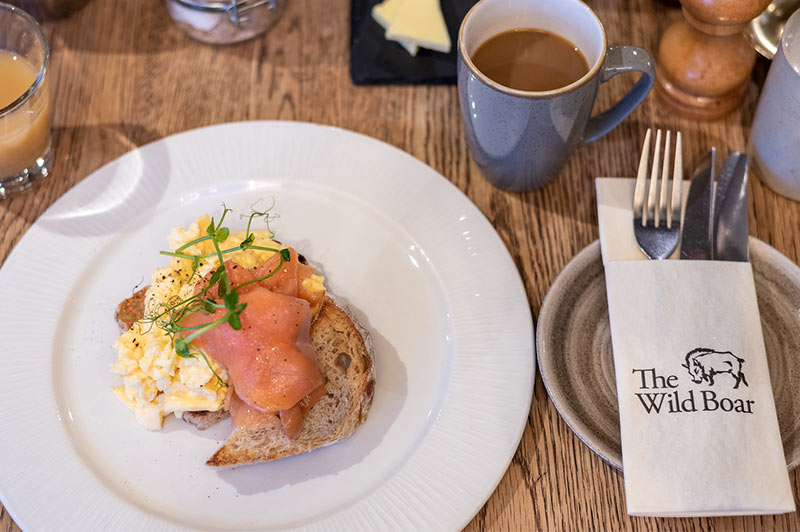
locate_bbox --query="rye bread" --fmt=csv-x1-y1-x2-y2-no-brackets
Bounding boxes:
115,286,375,467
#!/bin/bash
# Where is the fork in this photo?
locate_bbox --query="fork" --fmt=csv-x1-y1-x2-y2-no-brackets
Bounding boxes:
633,128,683,260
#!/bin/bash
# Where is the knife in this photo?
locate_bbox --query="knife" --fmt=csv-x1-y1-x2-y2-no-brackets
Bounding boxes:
680,148,716,260
713,153,749,262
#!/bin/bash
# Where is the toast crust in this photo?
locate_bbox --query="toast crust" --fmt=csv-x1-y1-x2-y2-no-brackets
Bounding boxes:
182,409,231,430
115,287,375,467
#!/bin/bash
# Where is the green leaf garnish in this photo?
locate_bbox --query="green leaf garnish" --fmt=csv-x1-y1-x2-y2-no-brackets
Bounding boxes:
208,265,225,286
223,291,239,310
240,233,254,248
175,337,192,358
215,227,229,243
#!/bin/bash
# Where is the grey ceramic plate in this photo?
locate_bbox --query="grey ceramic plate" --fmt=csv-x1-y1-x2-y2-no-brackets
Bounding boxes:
537,238,800,470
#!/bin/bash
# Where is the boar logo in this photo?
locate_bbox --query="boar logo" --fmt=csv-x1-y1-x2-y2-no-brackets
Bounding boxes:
682,348,748,389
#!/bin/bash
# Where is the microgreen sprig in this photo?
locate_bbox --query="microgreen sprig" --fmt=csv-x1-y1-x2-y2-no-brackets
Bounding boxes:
138,203,288,388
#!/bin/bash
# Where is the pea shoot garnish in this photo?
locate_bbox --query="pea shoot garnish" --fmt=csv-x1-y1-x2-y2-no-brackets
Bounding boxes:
137,204,290,388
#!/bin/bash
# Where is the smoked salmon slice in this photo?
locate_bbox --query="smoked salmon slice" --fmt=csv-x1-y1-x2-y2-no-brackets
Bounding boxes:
182,286,323,413
229,381,325,439
229,390,282,431
197,248,323,313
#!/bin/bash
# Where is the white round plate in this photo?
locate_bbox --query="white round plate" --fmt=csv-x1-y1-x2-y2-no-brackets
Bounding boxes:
0,122,534,531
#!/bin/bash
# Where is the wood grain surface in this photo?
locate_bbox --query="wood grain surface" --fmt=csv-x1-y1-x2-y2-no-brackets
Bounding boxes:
1,0,798,530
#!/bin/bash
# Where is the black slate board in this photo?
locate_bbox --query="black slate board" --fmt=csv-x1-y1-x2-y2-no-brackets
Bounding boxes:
350,0,478,85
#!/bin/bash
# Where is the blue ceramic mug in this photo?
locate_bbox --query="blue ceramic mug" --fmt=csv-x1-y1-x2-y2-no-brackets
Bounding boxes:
458,0,655,191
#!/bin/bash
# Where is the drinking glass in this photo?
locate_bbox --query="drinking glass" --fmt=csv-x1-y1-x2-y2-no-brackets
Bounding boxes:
0,2,52,198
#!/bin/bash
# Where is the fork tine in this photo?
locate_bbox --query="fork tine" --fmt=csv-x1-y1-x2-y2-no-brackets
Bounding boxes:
633,128,651,225
659,130,672,227
669,131,683,229
647,129,662,226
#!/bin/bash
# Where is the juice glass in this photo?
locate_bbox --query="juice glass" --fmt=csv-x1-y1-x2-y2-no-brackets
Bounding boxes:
0,2,52,198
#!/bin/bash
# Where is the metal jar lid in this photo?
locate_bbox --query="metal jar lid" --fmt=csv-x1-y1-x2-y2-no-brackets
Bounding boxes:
172,0,276,25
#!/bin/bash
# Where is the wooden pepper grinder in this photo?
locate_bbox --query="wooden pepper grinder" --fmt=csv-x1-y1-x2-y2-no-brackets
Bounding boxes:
656,0,771,119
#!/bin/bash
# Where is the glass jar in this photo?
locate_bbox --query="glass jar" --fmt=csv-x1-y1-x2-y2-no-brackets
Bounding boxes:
165,0,285,45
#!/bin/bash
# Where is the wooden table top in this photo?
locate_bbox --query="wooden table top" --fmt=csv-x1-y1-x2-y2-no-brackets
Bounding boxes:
2,0,799,530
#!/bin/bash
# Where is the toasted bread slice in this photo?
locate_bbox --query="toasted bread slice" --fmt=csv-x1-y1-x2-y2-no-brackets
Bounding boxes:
115,288,375,467
206,295,374,467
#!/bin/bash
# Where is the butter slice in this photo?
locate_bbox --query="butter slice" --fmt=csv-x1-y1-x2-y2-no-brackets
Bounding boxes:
372,0,418,56
385,0,451,54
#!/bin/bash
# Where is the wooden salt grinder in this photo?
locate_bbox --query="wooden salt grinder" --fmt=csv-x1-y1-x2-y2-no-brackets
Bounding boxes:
656,0,770,120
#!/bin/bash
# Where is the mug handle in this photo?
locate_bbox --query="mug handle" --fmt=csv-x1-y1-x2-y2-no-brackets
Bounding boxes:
581,46,656,145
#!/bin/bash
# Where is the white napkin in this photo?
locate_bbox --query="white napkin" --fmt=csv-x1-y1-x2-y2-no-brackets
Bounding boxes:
596,177,795,517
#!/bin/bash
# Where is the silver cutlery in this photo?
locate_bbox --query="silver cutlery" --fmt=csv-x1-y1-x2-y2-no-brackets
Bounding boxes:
633,128,683,260
679,149,750,262
713,153,750,262
680,148,715,260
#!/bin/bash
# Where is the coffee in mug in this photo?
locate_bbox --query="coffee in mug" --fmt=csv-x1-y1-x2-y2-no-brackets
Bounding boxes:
471,29,590,92
457,0,656,191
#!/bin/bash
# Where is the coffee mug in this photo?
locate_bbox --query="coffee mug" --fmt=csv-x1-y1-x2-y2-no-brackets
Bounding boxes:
458,0,655,191
748,8,800,201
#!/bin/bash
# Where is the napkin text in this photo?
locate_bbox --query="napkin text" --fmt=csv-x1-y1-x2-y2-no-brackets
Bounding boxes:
632,368,754,415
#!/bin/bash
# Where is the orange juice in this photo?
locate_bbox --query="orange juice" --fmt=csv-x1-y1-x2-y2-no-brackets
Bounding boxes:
0,50,51,176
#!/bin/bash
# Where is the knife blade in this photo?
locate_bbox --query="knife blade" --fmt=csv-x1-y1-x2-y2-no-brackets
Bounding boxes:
713,153,749,262
680,148,716,260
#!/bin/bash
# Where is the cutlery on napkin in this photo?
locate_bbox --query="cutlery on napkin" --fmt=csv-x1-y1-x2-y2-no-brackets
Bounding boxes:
681,148,750,262
595,173,795,517
712,152,750,262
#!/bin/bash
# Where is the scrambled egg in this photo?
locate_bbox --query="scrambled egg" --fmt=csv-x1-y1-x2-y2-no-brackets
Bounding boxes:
111,214,324,430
